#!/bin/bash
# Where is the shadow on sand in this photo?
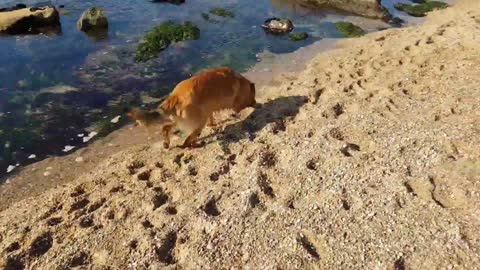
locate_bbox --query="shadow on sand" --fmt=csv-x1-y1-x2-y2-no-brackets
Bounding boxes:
208,95,308,149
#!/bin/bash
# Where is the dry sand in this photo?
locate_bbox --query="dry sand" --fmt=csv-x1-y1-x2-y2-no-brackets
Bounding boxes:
1,0,480,269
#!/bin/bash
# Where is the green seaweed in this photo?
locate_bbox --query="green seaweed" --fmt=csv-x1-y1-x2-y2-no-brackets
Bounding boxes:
135,21,200,62
209,8,234,18
335,22,366,38
394,1,449,17
289,32,308,41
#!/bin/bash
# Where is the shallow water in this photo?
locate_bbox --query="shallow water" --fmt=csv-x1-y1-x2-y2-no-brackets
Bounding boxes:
0,0,433,177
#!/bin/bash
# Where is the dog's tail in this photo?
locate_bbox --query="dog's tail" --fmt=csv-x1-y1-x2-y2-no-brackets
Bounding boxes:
159,95,179,114
126,107,164,127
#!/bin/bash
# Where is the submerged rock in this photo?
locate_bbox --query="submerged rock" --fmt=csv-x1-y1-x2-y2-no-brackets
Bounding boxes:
394,1,449,17
388,17,405,27
262,18,294,34
77,7,108,32
282,0,390,20
150,0,185,4
209,8,234,18
289,32,308,41
135,21,200,62
335,22,366,38
0,6,60,35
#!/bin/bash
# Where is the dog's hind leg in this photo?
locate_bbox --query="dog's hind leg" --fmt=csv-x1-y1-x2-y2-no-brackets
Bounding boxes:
181,125,205,148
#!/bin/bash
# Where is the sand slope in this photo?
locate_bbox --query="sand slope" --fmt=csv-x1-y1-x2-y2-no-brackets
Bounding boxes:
1,0,480,269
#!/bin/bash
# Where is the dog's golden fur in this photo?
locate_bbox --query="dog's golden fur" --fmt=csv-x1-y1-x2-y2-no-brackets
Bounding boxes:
128,67,256,148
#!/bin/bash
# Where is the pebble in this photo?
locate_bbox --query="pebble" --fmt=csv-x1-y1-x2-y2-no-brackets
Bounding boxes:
111,116,121,123
44,171,51,177
28,154,36,159
63,145,75,152
75,157,84,162
6,165,17,173
83,131,98,143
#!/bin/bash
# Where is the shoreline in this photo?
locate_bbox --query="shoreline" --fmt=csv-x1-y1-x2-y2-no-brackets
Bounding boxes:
0,37,340,210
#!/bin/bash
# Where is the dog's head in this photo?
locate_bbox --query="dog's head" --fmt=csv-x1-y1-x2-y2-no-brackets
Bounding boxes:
234,80,257,112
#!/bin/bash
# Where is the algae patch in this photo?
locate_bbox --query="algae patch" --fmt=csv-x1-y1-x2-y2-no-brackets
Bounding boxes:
289,32,308,41
335,22,366,38
394,1,449,17
135,21,200,62
209,8,234,18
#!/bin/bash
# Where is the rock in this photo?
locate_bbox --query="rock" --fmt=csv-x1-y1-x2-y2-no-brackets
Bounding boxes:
77,7,108,32
262,18,294,34
0,6,60,35
335,22,366,38
150,0,185,4
209,8,235,18
287,0,390,20
388,17,405,27
39,85,79,95
394,1,449,17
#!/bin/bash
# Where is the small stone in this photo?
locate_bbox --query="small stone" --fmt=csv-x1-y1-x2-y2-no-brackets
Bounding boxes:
110,116,121,123
75,157,84,162
6,165,17,173
63,145,75,152
77,7,108,32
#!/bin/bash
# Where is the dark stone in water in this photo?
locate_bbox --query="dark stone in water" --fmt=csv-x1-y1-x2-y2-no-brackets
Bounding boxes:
389,17,405,27
394,1,448,17
262,18,294,34
150,0,185,5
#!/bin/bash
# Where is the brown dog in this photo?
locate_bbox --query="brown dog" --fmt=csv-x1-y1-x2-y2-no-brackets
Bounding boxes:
127,67,256,148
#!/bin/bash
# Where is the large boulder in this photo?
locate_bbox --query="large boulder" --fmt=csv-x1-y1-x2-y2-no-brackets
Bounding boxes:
0,6,60,35
77,7,108,32
271,0,391,20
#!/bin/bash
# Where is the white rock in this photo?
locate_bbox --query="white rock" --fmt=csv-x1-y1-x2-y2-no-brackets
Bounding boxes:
83,131,98,143
6,165,16,173
28,154,36,159
44,171,51,177
75,157,84,162
63,145,75,152
110,115,121,123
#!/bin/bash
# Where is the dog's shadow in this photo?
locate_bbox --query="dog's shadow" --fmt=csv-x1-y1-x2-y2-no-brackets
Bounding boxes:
210,95,308,148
